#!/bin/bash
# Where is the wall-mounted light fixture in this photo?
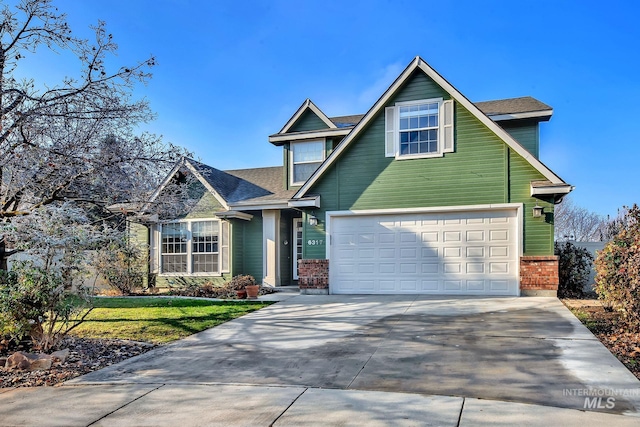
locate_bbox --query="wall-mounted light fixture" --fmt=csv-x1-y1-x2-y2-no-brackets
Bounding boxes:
308,215,318,226
532,204,544,218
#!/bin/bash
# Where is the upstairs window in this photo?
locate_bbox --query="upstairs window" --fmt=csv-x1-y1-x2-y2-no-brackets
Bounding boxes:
399,102,439,155
291,140,325,185
385,98,454,159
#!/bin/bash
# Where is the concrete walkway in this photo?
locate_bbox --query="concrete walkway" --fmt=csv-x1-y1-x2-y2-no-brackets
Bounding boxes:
2,295,640,426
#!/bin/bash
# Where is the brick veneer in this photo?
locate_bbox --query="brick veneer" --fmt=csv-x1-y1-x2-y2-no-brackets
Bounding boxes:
298,259,329,295
520,255,559,296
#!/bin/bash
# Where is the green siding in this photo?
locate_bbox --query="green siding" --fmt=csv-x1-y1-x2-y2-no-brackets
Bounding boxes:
239,212,264,280
289,110,329,132
508,149,554,255
501,121,539,158
227,214,264,281
279,211,293,285
231,219,244,274
184,186,226,219
304,70,555,258
130,222,150,288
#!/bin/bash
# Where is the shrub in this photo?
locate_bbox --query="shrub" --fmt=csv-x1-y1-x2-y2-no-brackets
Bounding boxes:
0,261,93,351
93,239,145,295
166,275,263,299
228,275,258,291
594,204,640,329
554,241,593,298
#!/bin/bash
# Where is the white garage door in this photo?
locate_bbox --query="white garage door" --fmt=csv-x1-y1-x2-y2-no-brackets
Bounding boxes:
329,209,519,295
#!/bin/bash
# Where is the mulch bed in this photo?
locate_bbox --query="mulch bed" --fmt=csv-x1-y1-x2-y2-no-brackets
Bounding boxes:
0,337,156,388
563,299,640,380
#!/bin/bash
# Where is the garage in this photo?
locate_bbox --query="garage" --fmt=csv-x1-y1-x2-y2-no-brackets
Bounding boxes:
328,208,520,295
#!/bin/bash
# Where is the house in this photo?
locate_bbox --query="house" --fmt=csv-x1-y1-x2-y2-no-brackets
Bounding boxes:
138,56,572,296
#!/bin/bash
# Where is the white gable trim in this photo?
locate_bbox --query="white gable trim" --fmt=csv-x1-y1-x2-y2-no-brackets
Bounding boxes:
146,157,230,212
489,110,553,121
147,158,185,208
279,98,337,134
182,160,231,211
294,56,567,199
269,127,350,143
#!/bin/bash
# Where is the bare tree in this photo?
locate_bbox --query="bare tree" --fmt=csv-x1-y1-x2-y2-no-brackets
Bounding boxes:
554,197,607,242
0,0,190,267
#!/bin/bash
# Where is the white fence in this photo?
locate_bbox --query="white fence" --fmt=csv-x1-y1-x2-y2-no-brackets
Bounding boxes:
567,240,607,292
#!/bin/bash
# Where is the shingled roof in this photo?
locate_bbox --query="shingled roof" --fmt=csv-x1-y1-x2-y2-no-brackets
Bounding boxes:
311,97,552,133
187,160,273,203
474,96,552,116
225,166,297,204
330,114,365,128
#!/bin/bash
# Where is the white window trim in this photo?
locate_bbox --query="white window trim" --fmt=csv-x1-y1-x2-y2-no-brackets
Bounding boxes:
290,139,326,186
386,97,454,160
157,218,230,277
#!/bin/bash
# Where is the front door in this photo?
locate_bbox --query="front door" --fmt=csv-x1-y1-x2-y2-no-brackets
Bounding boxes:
293,218,303,280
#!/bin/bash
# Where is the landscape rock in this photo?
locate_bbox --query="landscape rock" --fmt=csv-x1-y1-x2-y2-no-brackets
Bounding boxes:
0,337,157,388
5,352,52,371
51,348,70,363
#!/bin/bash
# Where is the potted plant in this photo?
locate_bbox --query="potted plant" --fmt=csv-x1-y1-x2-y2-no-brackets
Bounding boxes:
229,275,259,299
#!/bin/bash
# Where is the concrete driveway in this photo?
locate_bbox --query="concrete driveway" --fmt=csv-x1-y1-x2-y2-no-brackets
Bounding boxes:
2,295,640,426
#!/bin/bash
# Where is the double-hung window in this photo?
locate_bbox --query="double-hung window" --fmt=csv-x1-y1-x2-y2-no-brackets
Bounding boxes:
385,98,454,159
160,220,229,275
160,223,188,273
291,140,325,186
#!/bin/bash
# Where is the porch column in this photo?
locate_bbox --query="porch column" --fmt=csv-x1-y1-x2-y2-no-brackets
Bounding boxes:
262,210,280,286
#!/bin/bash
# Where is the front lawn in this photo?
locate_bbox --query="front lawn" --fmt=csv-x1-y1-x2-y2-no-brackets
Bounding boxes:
70,297,273,343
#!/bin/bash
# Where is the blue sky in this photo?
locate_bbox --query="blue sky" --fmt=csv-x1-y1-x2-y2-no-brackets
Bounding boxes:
14,0,640,218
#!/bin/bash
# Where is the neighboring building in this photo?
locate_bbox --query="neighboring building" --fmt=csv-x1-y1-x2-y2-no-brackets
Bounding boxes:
139,56,572,296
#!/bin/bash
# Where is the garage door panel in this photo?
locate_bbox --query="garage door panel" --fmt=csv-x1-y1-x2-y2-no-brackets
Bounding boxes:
421,280,439,290
443,231,461,242
379,248,395,258
380,280,395,290
444,280,462,291
379,233,395,244
490,280,509,291
490,230,509,241
421,263,439,274
421,232,439,242
422,247,438,258
466,217,485,224
466,263,484,274
466,230,485,242
400,263,417,274
358,248,375,259
330,209,518,295
379,263,396,274
467,280,485,291
466,247,485,257
443,247,461,258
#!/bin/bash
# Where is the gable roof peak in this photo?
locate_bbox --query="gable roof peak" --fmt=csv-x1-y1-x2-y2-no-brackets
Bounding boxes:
293,55,569,199
278,98,337,134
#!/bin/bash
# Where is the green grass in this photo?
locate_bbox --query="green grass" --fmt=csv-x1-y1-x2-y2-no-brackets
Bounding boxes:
567,307,605,332
69,297,273,344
